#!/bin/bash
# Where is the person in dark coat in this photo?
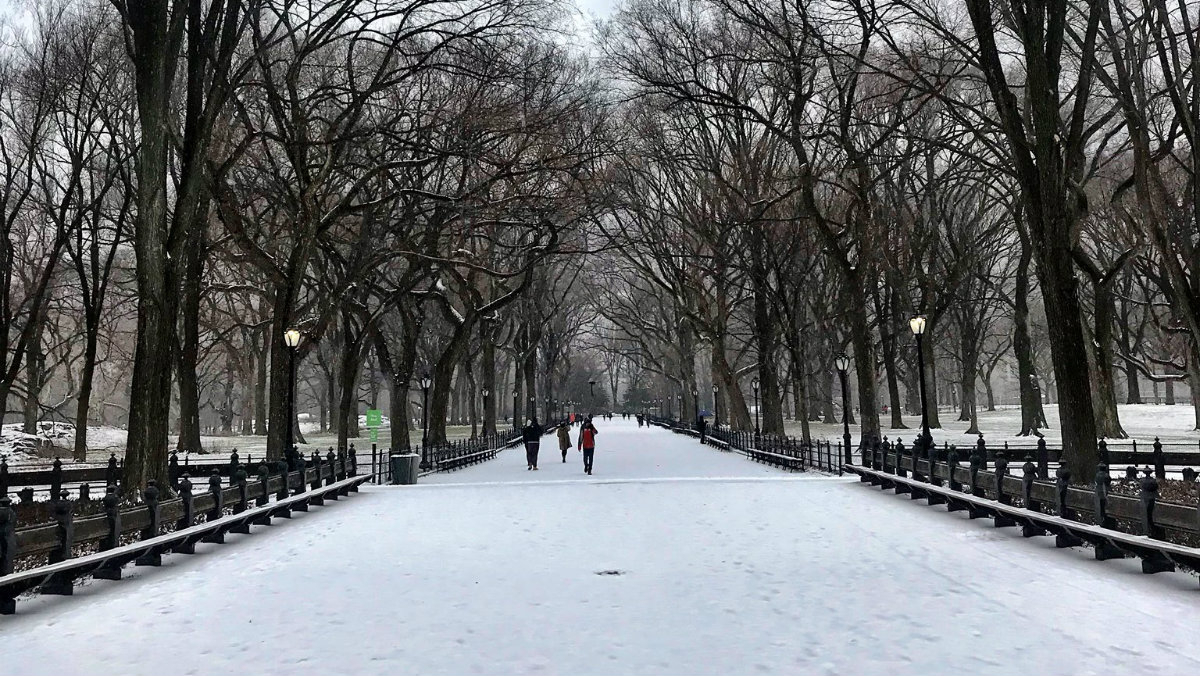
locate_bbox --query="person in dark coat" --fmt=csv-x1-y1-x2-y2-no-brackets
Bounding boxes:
697,415,708,444
578,417,599,475
557,424,571,463
522,418,543,470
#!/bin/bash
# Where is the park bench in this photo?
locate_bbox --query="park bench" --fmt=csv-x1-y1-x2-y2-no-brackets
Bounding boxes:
845,453,1200,581
1,462,369,614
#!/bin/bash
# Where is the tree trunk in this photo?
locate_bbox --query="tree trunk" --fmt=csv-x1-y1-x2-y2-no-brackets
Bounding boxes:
959,322,980,435
481,318,496,436
254,330,268,435
240,349,254,435
1125,362,1142,405
1088,285,1126,438
175,215,204,452
73,325,100,461
1013,236,1047,435
847,283,880,446
22,306,45,434
920,332,941,429
712,340,751,430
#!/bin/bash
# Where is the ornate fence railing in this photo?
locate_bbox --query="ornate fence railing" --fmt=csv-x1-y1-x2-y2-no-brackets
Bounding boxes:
847,447,1200,584
648,417,842,474
1,455,368,614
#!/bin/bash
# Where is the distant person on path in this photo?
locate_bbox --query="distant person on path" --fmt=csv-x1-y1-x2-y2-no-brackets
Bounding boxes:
636,413,643,427
578,417,599,475
522,418,543,470
557,423,571,463
697,416,708,443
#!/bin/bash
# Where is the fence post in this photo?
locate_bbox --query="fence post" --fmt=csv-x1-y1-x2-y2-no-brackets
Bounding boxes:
169,476,195,555
1090,464,1125,560
349,444,358,477
202,470,225,544
947,445,962,492
169,450,180,491
1152,438,1166,481
1037,437,1048,478
894,439,907,478
229,465,251,534
0,496,15,577
1021,458,1046,537
337,447,347,481
994,452,1010,503
48,491,74,566
293,454,307,499
275,460,292,518
1053,468,1084,547
1139,468,1175,573
135,481,162,566
326,449,337,488
256,465,270,507
40,491,75,595
50,457,63,503
309,453,324,492
1098,437,1109,465
106,453,118,487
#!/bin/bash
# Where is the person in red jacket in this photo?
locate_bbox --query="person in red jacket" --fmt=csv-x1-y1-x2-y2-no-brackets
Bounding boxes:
578,417,599,475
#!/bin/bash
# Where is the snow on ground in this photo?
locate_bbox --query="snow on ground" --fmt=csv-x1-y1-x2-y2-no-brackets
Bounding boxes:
1,419,1197,676
792,403,1200,449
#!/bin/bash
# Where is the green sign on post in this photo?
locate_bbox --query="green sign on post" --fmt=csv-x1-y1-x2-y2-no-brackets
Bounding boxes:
366,409,382,428
370,428,379,443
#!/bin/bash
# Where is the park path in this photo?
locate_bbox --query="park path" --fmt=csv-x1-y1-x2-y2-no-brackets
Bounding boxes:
1,419,1197,676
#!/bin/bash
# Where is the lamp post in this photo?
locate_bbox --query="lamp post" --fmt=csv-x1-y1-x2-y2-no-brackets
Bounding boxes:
712,383,719,430
910,316,932,458
588,379,596,413
481,388,490,437
419,375,432,469
751,377,760,441
691,388,698,422
835,353,853,465
283,329,301,469
512,388,519,431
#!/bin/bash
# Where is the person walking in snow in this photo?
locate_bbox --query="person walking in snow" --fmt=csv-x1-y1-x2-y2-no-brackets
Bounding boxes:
522,417,543,470
578,417,599,475
557,423,571,463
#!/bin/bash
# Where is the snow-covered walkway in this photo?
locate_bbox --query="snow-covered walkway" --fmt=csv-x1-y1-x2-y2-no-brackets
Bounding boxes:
1,419,1198,675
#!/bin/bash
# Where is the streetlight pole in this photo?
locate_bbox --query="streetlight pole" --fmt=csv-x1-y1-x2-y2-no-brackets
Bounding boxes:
712,383,719,430
910,316,932,462
588,379,596,414
481,388,490,438
751,377,760,442
836,354,853,466
512,388,518,432
691,388,698,423
419,375,432,469
283,329,301,470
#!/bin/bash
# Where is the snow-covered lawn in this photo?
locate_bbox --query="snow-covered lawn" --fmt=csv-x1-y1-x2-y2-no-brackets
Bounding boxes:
1,424,487,467
1,420,1196,676
791,403,1200,449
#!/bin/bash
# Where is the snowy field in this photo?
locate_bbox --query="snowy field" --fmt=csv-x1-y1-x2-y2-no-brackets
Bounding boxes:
793,403,1200,449
1,420,1198,676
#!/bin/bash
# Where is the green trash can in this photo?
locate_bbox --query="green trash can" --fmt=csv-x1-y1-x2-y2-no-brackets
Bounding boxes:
389,453,420,485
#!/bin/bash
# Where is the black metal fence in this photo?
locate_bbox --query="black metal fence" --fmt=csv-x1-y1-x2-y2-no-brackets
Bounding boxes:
847,448,1200,582
649,417,843,474
0,455,369,614
861,435,1200,485
365,419,568,483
